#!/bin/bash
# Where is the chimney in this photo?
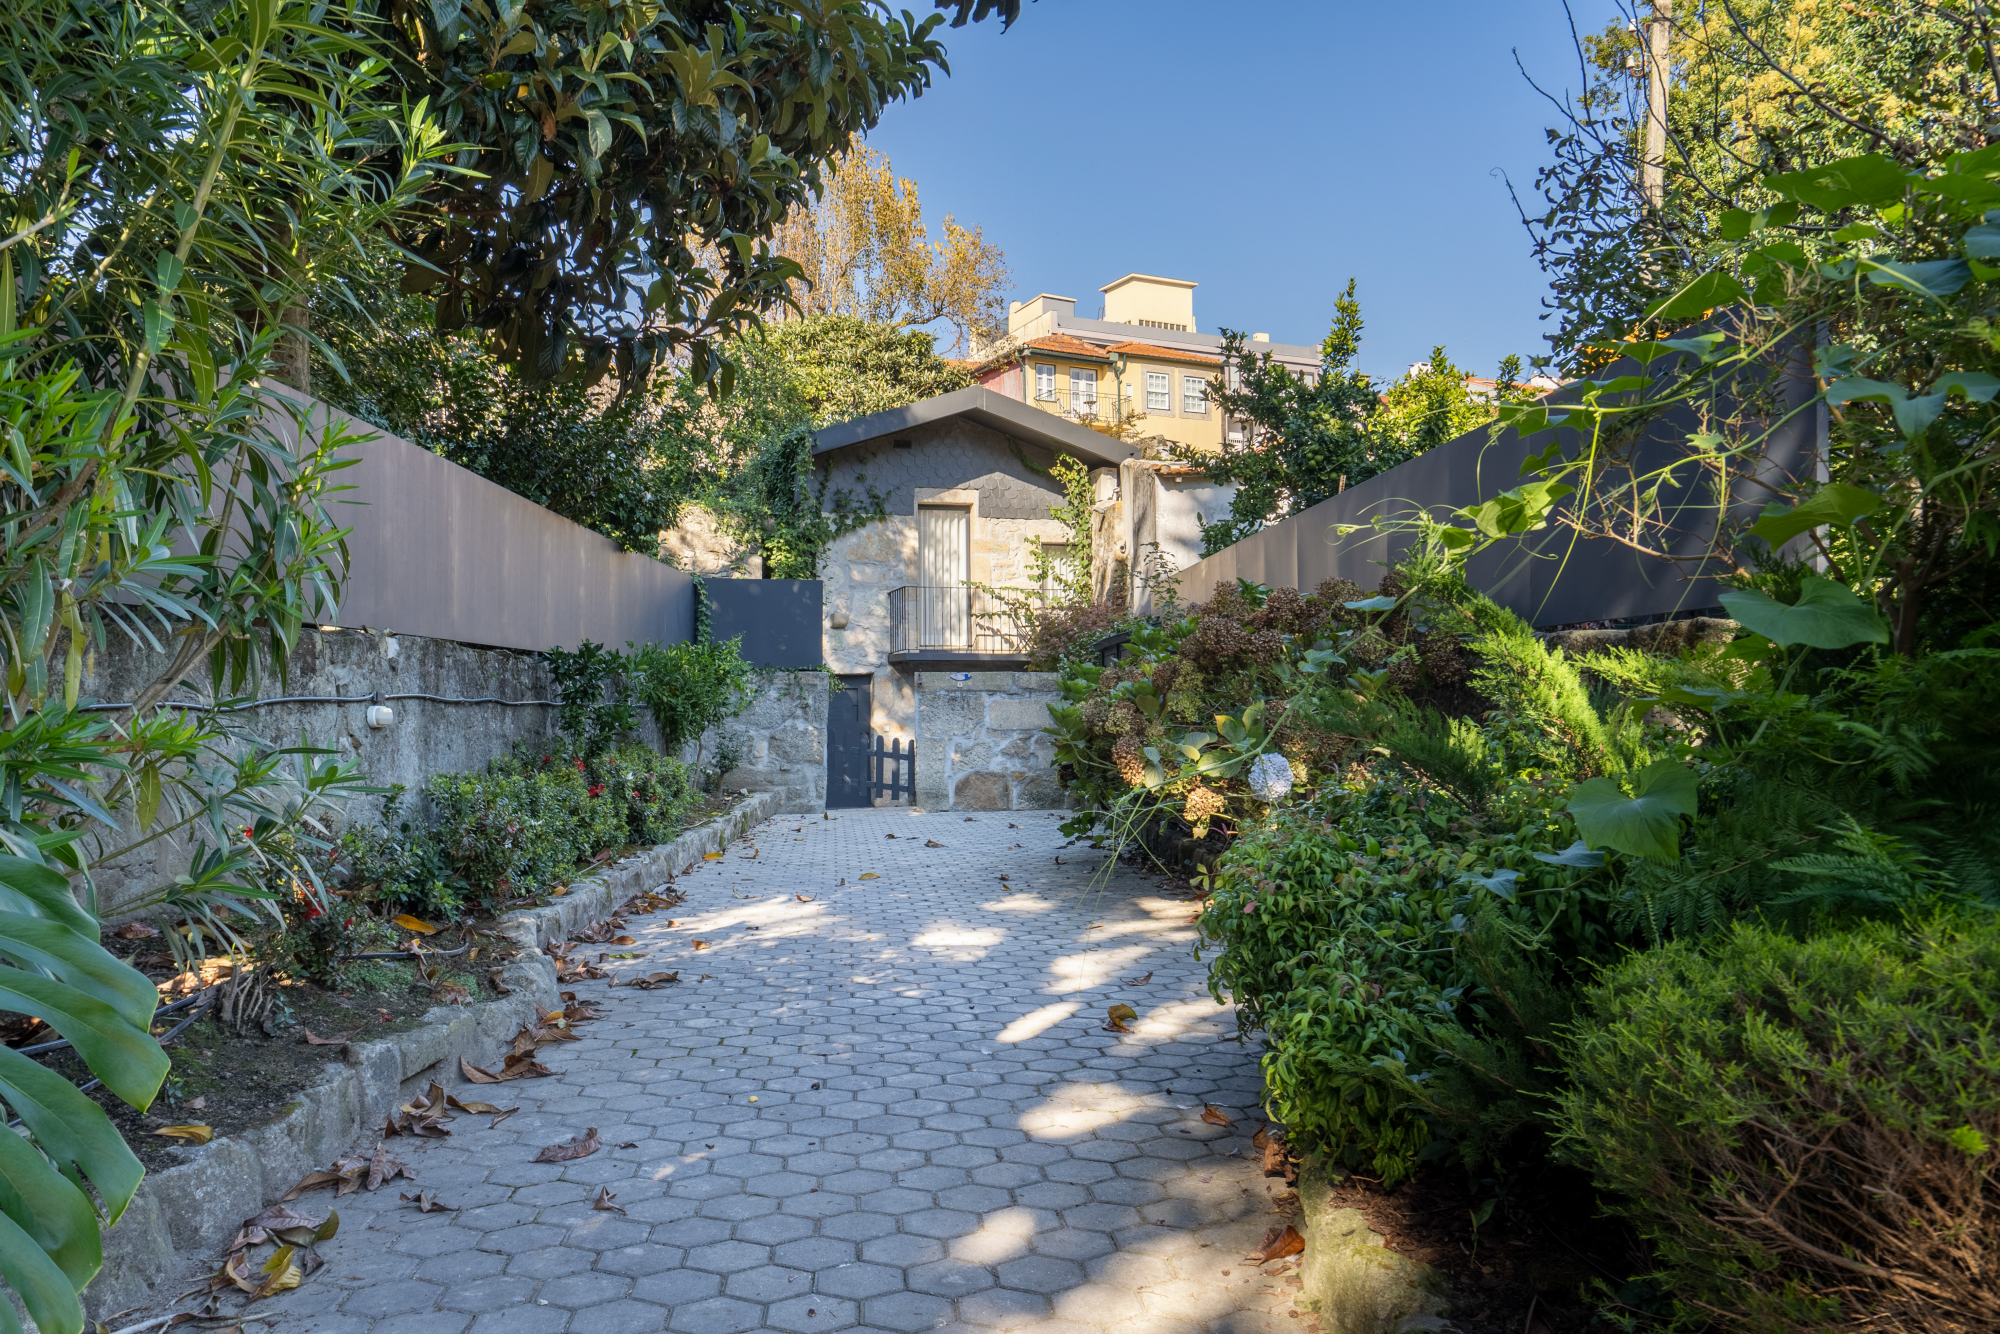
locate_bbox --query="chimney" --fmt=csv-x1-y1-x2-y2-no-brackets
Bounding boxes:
1251,332,1270,342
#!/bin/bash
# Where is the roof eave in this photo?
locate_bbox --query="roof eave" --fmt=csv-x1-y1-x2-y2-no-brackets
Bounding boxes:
810,386,1138,466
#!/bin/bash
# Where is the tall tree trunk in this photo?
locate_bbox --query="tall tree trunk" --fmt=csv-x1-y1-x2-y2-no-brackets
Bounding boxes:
275,303,311,393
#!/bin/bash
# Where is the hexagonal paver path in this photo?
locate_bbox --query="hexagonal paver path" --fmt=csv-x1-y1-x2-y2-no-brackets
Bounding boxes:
251,806,1305,1334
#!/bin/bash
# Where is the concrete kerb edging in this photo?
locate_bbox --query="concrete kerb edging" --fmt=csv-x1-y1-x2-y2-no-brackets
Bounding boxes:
1294,1156,1456,1334
83,790,784,1320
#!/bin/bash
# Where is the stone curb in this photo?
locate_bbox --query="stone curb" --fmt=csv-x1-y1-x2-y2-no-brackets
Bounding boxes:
1295,1156,1455,1334
82,790,782,1320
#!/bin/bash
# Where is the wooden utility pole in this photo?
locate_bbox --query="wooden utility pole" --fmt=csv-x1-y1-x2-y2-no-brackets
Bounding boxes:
1641,0,1673,210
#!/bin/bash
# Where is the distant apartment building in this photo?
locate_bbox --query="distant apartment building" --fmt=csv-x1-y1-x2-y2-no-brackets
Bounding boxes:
965,273,1320,454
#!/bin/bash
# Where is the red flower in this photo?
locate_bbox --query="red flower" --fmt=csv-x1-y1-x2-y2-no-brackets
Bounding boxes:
575,757,586,772
588,783,605,797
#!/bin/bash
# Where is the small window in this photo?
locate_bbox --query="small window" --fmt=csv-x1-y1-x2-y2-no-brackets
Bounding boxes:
1146,371,1170,412
1183,375,1208,415
1035,364,1055,400
1069,366,1096,408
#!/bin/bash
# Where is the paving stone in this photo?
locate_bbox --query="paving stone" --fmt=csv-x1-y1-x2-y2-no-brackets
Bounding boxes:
241,808,1283,1334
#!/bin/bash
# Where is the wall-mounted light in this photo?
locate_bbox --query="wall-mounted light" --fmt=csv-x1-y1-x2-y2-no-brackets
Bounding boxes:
365,705,395,729
828,611,850,630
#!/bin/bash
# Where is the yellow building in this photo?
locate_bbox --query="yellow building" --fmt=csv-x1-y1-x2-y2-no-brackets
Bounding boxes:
967,273,1319,453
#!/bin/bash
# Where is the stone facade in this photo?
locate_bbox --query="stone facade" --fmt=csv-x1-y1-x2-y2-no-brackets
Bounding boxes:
913,671,1067,811
816,414,1070,747
701,670,830,815
656,502,760,576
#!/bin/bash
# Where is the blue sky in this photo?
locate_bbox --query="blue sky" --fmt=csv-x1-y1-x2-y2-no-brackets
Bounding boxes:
864,0,1621,383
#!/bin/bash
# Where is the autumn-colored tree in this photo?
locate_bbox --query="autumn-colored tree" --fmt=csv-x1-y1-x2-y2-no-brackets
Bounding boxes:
768,148,1009,354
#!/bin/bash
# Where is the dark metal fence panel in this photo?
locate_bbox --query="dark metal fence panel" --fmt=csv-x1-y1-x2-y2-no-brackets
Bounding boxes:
1171,340,1822,626
703,579,824,666
286,397,697,651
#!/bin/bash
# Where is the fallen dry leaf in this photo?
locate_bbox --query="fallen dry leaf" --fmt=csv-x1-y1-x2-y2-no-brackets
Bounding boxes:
611,935,636,946
702,852,723,861
591,1186,626,1214
368,1142,414,1191
111,921,158,939
445,1095,511,1116
391,914,437,935
616,971,680,990
858,873,879,881
1246,1224,1305,1263
460,1056,501,1084
885,833,897,839
795,894,814,903
1262,1130,1291,1178
153,1124,215,1144
252,1245,303,1300
282,1176,344,1208
533,1128,602,1163
550,887,567,896
1124,971,1153,986
188,1095,207,1110
924,839,944,848
615,1141,638,1149
400,1191,456,1213
496,1053,555,1081
691,940,708,950
301,1028,352,1046
489,969,513,995
1009,822,1019,828
1201,1105,1237,1129
1103,1004,1137,1034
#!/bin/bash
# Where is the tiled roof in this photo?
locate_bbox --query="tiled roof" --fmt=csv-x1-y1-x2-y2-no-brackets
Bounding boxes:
1019,333,1114,361
1102,340,1223,366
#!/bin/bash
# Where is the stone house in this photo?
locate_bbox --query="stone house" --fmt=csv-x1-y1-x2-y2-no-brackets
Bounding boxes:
805,386,1236,811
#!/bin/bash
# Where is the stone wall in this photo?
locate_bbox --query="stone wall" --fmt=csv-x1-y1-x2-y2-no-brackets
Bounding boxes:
84,628,566,913
700,671,829,815
913,671,1067,811
85,635,832,911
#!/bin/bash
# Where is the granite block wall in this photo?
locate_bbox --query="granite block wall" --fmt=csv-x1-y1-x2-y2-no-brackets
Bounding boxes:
912,671,1068,811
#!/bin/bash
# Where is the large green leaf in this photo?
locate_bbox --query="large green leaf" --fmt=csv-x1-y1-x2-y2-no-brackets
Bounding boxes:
1749,483,1884,548
0,1121,98,1291
1717,576,1889,650
0,859,95,936
0,1047,145,1223
0,1204,77,1334
1765,153,1910,210
1566,760,1699,861
0,974,165,1109
0,913,158,1028
1645,271,1748,323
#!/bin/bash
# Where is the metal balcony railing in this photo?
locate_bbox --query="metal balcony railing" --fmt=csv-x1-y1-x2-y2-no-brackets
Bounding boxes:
1028,385,1136,425
889,585,1044,655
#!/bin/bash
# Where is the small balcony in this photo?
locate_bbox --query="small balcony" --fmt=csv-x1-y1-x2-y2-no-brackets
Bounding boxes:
1029,384,1137,427
888,585,1045,669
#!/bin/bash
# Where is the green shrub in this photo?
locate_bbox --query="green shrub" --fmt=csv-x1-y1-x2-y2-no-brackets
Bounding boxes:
343,743,694,918
1555,914,2000,1333
1200,767,1615,1185
629,636,756,770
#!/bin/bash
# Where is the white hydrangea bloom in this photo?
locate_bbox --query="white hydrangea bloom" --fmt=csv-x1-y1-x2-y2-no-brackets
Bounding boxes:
1248,752,1294,802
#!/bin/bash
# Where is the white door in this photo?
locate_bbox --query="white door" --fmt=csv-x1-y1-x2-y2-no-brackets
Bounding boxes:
918,505,969,647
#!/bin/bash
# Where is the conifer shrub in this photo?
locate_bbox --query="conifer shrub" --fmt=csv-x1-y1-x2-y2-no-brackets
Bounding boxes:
1555,914,2000,1333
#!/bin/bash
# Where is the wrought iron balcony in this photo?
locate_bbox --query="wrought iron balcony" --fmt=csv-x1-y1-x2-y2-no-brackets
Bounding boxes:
888,585,1044,662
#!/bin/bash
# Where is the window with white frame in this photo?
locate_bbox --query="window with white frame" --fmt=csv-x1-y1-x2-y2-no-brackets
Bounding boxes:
1069,366,1097,409
1145,371,1170,412
1183,374,1208,415
1035,364,1055,400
